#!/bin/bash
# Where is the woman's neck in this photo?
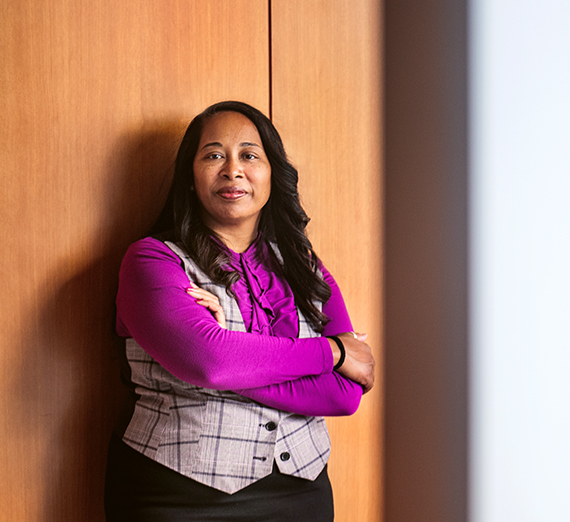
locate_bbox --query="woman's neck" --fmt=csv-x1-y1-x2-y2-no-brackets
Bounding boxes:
203,214,261,253
212,226,259,253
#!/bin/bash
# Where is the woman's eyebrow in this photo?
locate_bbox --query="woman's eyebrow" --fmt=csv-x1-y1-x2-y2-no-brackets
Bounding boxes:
200,141,261,150
200,141,223,150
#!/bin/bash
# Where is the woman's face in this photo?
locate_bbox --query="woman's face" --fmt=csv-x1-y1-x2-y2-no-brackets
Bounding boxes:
193,111,271,236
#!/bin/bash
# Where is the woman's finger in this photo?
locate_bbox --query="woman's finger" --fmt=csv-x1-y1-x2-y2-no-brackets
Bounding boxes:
195,298,226,329
353,332,368,342
187,287,220,302
186,285,226,328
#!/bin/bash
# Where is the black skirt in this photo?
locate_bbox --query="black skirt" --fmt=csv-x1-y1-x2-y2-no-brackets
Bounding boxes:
104,433,334,521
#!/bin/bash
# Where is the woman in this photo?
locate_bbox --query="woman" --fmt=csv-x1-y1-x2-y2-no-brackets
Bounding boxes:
104,101,375,521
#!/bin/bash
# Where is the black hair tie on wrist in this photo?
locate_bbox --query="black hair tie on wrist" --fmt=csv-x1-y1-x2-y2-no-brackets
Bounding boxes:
329,335,346,370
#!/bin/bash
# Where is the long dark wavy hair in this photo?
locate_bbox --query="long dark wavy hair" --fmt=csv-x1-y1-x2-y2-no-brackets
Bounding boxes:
151,101,331,332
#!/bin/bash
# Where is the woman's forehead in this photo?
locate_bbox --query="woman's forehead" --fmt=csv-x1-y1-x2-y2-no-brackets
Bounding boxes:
199,111,261,145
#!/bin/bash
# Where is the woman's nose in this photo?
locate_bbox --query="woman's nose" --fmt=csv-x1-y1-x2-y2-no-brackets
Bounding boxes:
222,155,244,179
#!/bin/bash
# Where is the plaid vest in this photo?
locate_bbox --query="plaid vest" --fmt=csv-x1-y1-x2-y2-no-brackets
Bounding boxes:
121,241,331,494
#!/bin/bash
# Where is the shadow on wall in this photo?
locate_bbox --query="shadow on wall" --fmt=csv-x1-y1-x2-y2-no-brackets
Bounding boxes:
12,121,187,521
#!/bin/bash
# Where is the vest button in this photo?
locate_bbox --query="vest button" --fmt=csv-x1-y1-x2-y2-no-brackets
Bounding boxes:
280,452,290,462
265,421,277,431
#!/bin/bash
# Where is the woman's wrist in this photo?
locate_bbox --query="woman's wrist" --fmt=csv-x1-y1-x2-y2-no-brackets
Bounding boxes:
327,336,346,370
327,337,341,366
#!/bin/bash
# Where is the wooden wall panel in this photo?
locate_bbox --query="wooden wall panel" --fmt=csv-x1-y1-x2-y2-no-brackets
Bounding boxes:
271,2,383,521
0,1,268,520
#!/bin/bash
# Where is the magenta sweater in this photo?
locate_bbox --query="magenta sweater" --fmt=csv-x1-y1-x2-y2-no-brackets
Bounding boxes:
116,237,363,416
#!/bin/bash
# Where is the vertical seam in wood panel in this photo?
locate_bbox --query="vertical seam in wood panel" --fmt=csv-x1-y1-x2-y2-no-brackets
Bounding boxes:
268,0,273,120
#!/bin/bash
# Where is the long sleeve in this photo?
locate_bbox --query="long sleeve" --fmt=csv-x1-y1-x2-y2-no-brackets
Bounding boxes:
234,373,362,416
232,265,364,416
116,238,334,390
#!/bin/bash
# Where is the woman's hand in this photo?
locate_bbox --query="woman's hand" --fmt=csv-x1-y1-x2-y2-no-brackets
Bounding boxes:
187,284,374,390
328,332,375,393
186,282,226,329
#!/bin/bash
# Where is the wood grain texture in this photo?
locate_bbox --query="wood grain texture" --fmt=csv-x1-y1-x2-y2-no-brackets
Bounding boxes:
271,1,383,520
0,1,268,520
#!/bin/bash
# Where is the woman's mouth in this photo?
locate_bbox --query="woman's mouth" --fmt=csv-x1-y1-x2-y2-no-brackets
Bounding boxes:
216,187,247,200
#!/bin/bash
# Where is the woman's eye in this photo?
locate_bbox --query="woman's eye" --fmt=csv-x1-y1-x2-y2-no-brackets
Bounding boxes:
243,153,257,160
207,153,222,160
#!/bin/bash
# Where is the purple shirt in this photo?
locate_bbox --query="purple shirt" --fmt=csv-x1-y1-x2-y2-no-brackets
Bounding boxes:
225,239,300,337
116,237,363,416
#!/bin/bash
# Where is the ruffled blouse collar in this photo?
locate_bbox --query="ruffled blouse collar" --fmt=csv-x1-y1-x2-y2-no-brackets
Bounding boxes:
221,236,298,337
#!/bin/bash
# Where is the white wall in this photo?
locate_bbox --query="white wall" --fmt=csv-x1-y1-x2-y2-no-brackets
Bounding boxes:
469,2,570,521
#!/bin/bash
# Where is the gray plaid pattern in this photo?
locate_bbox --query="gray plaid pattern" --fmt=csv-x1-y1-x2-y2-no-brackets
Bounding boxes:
121,241,331,494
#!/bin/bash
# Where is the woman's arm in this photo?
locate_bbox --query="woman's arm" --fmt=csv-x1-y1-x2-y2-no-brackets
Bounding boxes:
234,373,363,417
232,265,365,417
116,238,335,390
